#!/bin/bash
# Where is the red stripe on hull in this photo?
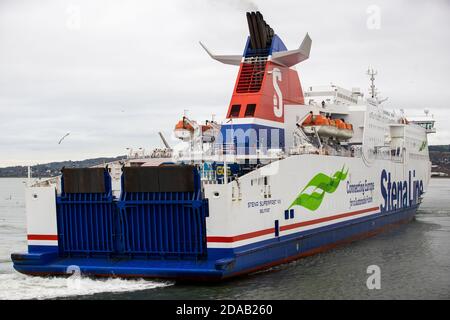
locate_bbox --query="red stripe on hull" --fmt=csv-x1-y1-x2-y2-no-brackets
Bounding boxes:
280,206,379,232
207,206,379,243
207,228,274,243
28,208,380,243
27,234,58,241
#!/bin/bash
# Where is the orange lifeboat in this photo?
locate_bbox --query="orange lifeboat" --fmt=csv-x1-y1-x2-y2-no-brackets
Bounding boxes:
201,124,213,132
201,124,215,143
335,119,346,130
335,120,353,140
174,119,194,141
302,114,314,126
302,114,329,126
314,115,330,126
174,119,216,142
303,115,354,140
302,115,337,137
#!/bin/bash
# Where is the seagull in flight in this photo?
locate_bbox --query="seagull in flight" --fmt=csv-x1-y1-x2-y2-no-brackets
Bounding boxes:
58,132,70,144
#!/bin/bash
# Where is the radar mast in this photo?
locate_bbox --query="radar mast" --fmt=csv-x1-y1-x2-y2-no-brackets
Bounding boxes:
367,68,378,99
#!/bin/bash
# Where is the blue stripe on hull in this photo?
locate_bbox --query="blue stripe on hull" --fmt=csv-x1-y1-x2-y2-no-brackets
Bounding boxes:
12,205,418,281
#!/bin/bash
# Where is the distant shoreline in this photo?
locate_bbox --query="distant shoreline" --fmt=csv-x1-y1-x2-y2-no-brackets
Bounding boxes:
0,156,125,178
1,144,449,178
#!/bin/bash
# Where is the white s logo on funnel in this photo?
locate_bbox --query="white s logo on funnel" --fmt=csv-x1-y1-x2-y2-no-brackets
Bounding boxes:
272,68,283,118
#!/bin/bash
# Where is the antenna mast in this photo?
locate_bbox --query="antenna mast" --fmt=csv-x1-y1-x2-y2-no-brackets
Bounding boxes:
367,68,378,99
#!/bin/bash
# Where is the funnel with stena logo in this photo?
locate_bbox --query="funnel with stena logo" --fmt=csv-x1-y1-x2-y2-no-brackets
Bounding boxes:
200,12,312,153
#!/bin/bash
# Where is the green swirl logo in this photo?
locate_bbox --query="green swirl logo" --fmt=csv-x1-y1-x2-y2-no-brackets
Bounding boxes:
288,166,349,211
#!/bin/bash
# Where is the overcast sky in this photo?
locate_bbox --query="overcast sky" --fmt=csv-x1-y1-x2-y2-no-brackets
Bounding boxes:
1,0,449,166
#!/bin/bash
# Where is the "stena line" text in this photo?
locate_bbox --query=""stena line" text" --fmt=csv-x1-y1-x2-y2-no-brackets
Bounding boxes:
380,169,423,213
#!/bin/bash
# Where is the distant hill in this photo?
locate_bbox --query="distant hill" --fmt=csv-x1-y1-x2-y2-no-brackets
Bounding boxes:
1,146,450,178
429,145,450,176
429,145,450,152
0,156,126,178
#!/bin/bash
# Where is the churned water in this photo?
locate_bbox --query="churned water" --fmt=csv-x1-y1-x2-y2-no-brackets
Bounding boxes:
0,178,449,300
0,178,171,300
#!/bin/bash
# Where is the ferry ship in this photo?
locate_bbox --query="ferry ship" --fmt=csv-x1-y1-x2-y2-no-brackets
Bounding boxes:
12,12,436,281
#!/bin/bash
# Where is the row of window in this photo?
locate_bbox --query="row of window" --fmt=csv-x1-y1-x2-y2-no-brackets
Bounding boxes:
417,122,434,130
228,104,257,118
367,122,387,132
336,92,358,104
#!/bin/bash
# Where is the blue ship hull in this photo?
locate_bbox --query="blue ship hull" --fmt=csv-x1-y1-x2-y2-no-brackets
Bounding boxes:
12,205,418,281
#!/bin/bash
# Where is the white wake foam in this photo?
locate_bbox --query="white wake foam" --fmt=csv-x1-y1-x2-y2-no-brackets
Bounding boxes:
0,273,172,300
